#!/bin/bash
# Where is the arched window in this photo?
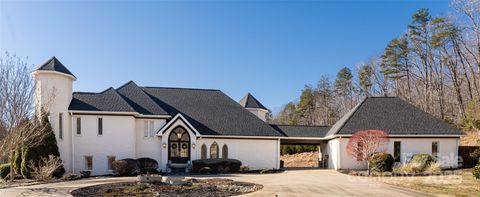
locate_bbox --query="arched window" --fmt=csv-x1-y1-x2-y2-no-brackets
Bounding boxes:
222,144,228,159
201,144,207,159
210,142,219,159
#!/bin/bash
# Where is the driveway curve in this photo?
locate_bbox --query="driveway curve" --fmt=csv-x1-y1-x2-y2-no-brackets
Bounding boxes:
0,169,429,197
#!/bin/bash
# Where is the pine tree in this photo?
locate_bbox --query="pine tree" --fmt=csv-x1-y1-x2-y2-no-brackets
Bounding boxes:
21,112,64,178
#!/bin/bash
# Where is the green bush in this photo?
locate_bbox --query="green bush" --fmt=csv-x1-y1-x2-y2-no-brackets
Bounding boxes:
369,153,394,172
411,154,436,171
137,158,158,169
140,168,160,175
199,167,212,174
112,159,139,176
0,163,10,179
21,113,65,178
61,172,81,181
192,158,242,173
473,164,480,180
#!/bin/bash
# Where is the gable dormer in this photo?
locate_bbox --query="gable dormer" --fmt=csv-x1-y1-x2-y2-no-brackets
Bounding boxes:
239,93,269,121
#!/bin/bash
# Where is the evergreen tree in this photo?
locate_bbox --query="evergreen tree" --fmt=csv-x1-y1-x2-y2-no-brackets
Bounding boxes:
21,112,64,178
297,85,316,125
334,67,355,113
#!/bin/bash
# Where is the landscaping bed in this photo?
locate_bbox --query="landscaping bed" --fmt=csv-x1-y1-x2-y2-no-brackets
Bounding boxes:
71,178,262,197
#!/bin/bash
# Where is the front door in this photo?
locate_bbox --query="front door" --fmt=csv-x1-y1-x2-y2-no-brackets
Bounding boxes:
168,126,190,163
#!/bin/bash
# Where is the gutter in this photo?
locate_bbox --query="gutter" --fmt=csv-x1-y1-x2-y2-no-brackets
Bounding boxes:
69,112,74,173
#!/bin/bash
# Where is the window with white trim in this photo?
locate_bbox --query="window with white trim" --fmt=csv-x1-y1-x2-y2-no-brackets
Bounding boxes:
76,117,81,135
144,120,155,138
107,156,115,171
84,156,93,171
58,113,63,139
98,117,103,135
432,141,439,157
149,121,155,137
144,120,149,137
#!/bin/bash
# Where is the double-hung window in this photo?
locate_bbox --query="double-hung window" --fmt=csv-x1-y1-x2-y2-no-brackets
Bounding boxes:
58,113,63,139
76,117,81,135
144,120,155,138
98,118,103,135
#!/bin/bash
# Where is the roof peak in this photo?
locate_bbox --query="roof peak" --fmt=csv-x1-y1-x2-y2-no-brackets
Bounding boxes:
36,56,76,78
142,86,220,91
239,93,268,110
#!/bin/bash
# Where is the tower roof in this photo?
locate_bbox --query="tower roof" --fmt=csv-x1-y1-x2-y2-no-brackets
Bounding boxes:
36,56,76,78
239,93,268,110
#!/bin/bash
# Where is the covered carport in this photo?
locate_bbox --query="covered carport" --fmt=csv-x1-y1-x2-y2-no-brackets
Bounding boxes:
270,125,331,168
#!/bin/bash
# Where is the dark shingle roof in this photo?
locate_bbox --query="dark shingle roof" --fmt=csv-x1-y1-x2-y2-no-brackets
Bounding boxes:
327,97,463,136
239,93,268,110
270,125,330,137
116,81,169,115
36,56,75,78
142,87,281,136
69,88,136,112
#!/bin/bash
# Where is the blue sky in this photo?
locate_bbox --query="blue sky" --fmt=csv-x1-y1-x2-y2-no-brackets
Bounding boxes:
0,0,451,113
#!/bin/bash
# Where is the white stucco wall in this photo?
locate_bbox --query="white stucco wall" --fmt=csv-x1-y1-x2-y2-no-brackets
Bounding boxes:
159,118,199,172
134,119,166,165
196,138,279,170
246,108,268,122
335,137,460,170
34,72,74,172
325,138,340,170
72,115,136,175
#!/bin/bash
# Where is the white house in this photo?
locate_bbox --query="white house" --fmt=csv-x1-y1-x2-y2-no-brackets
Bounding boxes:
32,57,463,175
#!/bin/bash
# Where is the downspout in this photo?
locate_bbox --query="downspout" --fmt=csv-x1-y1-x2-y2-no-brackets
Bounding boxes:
277,138,281,169
338,136,342,170
69,112,74,173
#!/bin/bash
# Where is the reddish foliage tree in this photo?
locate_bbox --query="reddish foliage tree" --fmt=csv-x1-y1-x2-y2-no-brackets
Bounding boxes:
346,130,389,173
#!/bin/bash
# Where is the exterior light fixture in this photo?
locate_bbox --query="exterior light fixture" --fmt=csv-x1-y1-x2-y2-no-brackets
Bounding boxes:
192,143,196,149
162,143,167,149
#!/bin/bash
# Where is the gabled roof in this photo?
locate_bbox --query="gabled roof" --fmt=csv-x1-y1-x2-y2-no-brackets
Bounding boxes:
239,93,268,110
36,56,76,78
326,97,463,136
142,87,282,136
69,88,136,112
116,81,169,115
270,124,330,137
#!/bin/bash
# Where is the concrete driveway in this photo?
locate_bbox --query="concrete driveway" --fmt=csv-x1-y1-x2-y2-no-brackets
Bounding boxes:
0,169,429,197
223,169,429,197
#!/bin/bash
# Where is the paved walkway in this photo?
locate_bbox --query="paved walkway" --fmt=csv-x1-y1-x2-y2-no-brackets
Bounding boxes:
0,169,429,197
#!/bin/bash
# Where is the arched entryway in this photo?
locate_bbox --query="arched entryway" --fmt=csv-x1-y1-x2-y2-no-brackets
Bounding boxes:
168,126,190,163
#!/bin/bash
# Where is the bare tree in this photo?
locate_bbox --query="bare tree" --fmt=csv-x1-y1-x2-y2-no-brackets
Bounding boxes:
0,52,52,180
346,130,390,175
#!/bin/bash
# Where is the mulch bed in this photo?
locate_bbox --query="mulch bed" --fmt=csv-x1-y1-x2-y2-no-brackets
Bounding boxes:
71,178,263,197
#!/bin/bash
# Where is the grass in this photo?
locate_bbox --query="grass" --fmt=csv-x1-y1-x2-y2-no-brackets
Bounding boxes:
377,169,480,197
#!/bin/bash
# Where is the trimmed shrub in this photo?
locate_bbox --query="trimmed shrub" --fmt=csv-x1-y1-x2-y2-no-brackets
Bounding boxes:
21,114,65,178
473,164,480,180
199,167,212,174
0,163,11,179
112,158,139,176
411,154,436,171
140,168,160,175
240,165,250,172
369,153,394,172
80,171,91,178
192,158,242,173
136,158,158,171
61,172,81,181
